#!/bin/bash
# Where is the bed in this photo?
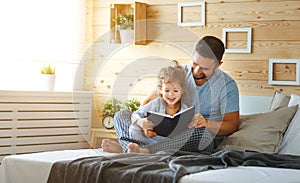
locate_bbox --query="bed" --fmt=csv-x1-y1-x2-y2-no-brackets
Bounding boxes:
1,92,300,183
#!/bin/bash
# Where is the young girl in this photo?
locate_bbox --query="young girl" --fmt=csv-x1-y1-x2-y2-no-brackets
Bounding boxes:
128,64,191,145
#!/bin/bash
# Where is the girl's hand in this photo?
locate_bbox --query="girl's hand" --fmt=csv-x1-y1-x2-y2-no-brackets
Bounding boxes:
136,118,154,130
188,113,207,128
143,129,157,138
136,118,156,138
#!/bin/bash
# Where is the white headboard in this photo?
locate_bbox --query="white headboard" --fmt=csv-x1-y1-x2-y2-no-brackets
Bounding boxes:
0,90,94,162
239,96,273,115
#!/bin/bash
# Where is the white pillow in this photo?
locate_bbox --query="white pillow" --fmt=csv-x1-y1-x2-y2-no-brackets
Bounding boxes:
278,94,300,155
288,94,300,106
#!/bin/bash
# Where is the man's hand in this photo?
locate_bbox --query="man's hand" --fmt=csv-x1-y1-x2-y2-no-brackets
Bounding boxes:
188,113,208,128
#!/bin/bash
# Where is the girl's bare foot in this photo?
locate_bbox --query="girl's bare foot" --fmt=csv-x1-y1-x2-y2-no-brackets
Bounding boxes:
101,139,123,153
127,143,150,154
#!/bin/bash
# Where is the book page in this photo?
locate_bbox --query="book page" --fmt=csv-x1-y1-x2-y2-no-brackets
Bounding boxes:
147,106,195,137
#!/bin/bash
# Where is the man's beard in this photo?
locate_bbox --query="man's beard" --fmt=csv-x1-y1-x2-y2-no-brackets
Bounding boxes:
193,74,207,80
192,67,207,80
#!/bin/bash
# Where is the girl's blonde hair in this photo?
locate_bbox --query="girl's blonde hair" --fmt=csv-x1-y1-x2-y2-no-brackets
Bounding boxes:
157,62,186,92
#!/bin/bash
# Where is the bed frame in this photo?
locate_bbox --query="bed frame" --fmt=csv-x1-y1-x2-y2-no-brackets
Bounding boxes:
1,95,300,183
0,90,93,162
0,93,272,163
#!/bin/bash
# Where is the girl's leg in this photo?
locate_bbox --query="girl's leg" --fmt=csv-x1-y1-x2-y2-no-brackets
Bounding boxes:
129,124,165,145
145,127,214,153
113,109,132,152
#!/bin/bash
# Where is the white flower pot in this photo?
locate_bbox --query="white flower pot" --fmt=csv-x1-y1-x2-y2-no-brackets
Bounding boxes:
119,30,134,44
40,74,56,91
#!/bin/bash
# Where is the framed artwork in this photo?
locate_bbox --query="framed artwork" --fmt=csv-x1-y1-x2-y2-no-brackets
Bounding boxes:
178,2,205,26
222,28,252,53
268,59,300,85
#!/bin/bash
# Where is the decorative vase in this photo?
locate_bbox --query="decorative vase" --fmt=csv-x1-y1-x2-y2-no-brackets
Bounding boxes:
119,30,134,44
40,74,56,91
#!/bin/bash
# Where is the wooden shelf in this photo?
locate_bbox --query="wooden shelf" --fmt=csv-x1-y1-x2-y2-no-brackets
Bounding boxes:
110,1,147,45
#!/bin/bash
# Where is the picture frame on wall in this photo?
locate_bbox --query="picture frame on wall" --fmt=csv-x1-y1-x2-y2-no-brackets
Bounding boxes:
268,59,300,86
222,28,252,53
178,1,205,26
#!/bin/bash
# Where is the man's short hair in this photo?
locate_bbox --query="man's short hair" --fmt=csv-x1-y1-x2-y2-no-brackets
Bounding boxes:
195,36,225,63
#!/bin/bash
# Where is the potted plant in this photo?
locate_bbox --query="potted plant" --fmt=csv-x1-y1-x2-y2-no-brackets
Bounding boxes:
122,98,141,112
102,98,123,117
113,13,134,43
101,98,123,129
101,98,141,129
40,64,56,91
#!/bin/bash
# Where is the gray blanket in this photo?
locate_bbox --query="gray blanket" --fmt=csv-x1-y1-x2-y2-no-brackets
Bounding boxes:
47,149,300,183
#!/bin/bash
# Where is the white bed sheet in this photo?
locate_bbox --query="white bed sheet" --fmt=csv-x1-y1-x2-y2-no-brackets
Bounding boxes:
0,149,116,183
1,149,300,183
179,166,300,183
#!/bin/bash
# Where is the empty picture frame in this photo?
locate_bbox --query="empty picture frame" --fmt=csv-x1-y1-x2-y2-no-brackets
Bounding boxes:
178,2,205,26
222,28,252,53
268,59,300,85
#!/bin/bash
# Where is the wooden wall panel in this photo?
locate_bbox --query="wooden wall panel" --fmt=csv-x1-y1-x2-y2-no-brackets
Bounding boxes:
224,41,300,60
220,61,269,80
148,21,300,41
86,0,94,45
86,0,300,126
147,0,300,5
207,1,300,22
237,80,300,96
147,1,300,22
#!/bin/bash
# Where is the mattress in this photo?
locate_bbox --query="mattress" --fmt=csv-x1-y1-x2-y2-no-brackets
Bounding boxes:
0,149,115,183
1,149,300,183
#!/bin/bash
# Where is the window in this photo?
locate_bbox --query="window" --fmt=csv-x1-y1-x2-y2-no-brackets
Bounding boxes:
0,0,85,91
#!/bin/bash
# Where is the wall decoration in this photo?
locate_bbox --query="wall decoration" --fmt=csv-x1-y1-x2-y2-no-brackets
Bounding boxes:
178,1,205,26
268,59,300,85
222,28,252,53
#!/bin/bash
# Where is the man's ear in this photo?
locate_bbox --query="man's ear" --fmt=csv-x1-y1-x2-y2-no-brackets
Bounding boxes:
218,61,223,67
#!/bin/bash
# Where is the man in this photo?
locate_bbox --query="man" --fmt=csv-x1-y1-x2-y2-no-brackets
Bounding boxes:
102,36,240,154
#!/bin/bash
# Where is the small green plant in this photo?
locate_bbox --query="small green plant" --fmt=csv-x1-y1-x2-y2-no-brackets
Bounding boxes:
113,13,134,30
122,98,141,112
102,98,141,116
102,98,123,116
40,64,56,75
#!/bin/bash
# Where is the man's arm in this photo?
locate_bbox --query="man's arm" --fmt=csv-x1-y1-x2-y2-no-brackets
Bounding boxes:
141,89,159,106
206,111,239,136
190,111,239,136
208,79,240,136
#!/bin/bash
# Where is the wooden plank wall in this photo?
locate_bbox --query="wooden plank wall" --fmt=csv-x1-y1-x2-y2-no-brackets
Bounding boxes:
86,0,300,127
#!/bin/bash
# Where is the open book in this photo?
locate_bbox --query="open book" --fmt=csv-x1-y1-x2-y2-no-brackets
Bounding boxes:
147,106,195,137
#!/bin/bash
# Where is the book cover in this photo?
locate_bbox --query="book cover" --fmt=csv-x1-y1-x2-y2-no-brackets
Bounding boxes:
147,106,195,137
